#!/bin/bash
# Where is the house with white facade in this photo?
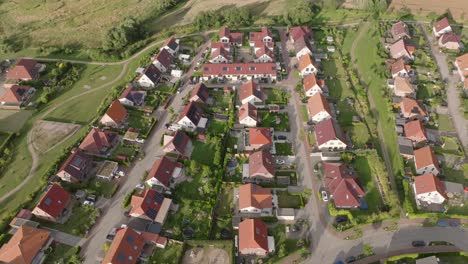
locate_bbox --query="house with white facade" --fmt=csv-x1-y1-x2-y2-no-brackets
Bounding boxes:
298,54,318,77
294,36,313,59
307,93,332,123
432,17,452,37
152,49,174,73
145,156,182,189
237,183,273,215
413,173,447,206
176,101,206,130
162,36,180,56
137,64,161,88
414,146,441,176
314,119,347,152
239,81,264,105
238,103,258,127
238,219,275,257
303,73,325,97
249,27,273,47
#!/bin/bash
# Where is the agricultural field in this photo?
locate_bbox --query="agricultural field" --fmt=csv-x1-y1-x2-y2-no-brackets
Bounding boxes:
388,0,468,22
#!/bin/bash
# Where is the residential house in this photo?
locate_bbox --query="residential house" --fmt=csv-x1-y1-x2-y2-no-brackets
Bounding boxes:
79,128,119,156
129,188,172,224
152,49,174,73
119,85,147,107
211,42,232,53
202,63,277,82
96,160,119,180
238,183,273,215
0,225,52,264
391,58,412,78
240,80,264,105
398,136,414,159
219,26,243,46
6,59,40,81
249,27,273,47
0,84,34,107
100,100,128,128
391,21,411,40
314,119,347,152
438,32,463,50
56,149,92,183
238,219,275,256
246,127,273,151
209,46,232,63
254,44,275,63
307,93,332,123
303,73,325,97
176,101,205,130
404,119,428,145
433,17,452,37
390,76,415,98
246,149,275,182
137,64,161,88
146,156,182,189
289,26,312,43
400,97,428,121
294,36,313,59
102,227,145,264
163,131,192,157
298,54,318,77
238,103,258,127
454,53,468,81
32,184,71,223
162,36,180,56
413,173,447,205
389,39,415,61
324,162,365,209
414,146,441,176
189,83,210,104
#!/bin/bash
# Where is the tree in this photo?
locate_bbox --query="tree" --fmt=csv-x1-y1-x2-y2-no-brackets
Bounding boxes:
223,7,252,28
284,0,313,26
363,243,374,256
103,17,145,52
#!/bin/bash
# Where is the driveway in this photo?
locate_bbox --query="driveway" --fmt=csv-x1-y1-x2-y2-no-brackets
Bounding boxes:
43,227,83,247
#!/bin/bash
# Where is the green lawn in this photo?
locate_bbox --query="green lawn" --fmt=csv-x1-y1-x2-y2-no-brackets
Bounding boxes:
38,204,99,236
300,105,308,122
86,179,119,198
45,243,81,264
322,58,354,100
276,191,303,209
275,142,293,156
353,155,382,214
149,241,184,264
0,132,10,146
127,110,156,137
349,122,371,148
434,136,464,157
259,111,290,132
207,120,227,135
434,114,455,132
264,88,289,105
111,142,139,163
441,164,468,186
0,110,34,133
265,224,307,263
191,141,216,166
163,199,212,240
213,184,235,240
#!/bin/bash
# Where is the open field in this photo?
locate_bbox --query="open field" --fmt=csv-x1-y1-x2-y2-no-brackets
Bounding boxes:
31,121,81,153
0,110,33,133
182,241,233,264
389,0,468,21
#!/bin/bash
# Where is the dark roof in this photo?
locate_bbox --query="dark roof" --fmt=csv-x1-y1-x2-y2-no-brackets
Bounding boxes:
146,156,178,188
154,49,174,69
119,86,146,104
397,136,414,156
164,36,179,51
57,149,92,182
178,101,203,126
190,83,210,103
293,36,312,54
314,119,346,147
433,17,451,32
165,131,190,155
440,32,461,45
142,64,161,83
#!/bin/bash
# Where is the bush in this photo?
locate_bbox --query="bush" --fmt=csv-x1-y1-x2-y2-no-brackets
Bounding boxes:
122,189,136,208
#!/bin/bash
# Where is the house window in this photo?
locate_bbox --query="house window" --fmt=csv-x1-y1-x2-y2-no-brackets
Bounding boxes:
250,66,256,71
236,67,241,71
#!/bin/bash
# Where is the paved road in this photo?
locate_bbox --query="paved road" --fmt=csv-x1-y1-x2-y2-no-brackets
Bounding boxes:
420,24,468,148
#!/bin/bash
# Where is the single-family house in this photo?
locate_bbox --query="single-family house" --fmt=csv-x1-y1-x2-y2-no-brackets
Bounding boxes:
0,225,52,264
391,76,415,98
129,189,172,224
0,84,34,107
240,80,264,105
152,49,174,73
298,54,318,77
303,73,325,97
119,85,147,107
239,103,258,127
454,53,468,81
414,146,441,176
210,46,232,64
6,59,40,81
389,39,415,61
189,83,210,104
433,17,452,37
56,149,92,183
307,93,332,123
238,183,273,215
246,149,275,182
254,44,275,63
398,136,414,159
314,119,347,152
32,184,71,223
404,119,428,145
219,26,243,46
294,36,313,59
246,127,273,151
391,21,411,40
249,27,273,47
413,173,447,205
391,58,412,78
102,227,145,264
202,63,277,82
146,156,182,189
79,128,119,156
100,100,128,128
163,130,192,157
238,219,275,257
176,101,205,130
211,42,232,53
289,26,312,43
438,32,463,50
400,97,428,121
137,64,161,88
162,36,180,56
324,162,365,209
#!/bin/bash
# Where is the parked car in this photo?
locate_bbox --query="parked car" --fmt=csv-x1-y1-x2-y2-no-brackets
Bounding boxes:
136,138,145,144
277,135,287,140
321,191,329,202
276,159,285,165
334,215,349,225
86,194,97,202
412,241,426,247
83,200,94,206
136,183,145,189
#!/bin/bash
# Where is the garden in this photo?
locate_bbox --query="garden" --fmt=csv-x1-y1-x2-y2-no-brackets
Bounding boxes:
38,203,99,236
264,224,310,263
276,190,303,209
111,141,139,164
127,109,157,138
45,243,81,264
259,111,290,132
212,184,236,240
275,142,293,156
148,240,184,264
264,87,289,105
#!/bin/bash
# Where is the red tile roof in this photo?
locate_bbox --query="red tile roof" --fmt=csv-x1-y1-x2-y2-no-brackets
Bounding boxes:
400,97,427,118
0,225,51,264
6,59,38,80
303,73,321,93
307,93,331,118
249,127,272,145
314,119,346,147
34,184,71,220
456,53,468,78
293,36,312,54
146,156,179,188
211,46,231,61
230,32,244,44
391,21,410,39
240,81,263,102
0,85,32,103
440,32,461,45
220,26,230,38
324,162,364,208
290,26,312,42
79,128,118,154
105,100,128,125
102,227,145,264
153,48,174,69
404,119,428,144
249,27,271,43
414,173,447,198
238,219,268,253
391,58,408,75
238,103,258,122
130,189,166,220
255,45,275,59
203,63,277,77
414,146,440,171
239,183,272,210
249,149,275,177
298,54,315,72
211,42,231,51
190,83,210,103
433,17,451,33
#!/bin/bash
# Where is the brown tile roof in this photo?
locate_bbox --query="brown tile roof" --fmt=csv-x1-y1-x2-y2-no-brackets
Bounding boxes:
105,100,128,125
238,103,258,122
249,127,272,145
79,128,118,154
102,227,145,264
203,63,277,77
455,53,468,77
239,183,272,210
240,81,263,102
298,54,314,72
238,219,268,252
0,225,51,264
303,73,320,93
400,97,427,118
391,58,408,75
404,119,428,143
0,85,32,103
293,36,312,55
190,83,210,103
439,32,461,45
394,76,415,95
249,149,275,178
414,173,447,198
324,162,364,208
230,32,244,44
290,26,312,42
146,156,179,188
33,184,71,220
307,93,331,118
220,26,230,38
390,39,414,59
130,188,165,220
211,46,231,60
414,146,440,171
211,42,231,51
255,45,275,59
249,27,271,43
6,59,38,80
433,17,451,33
391,21,410,39
314,119,346,147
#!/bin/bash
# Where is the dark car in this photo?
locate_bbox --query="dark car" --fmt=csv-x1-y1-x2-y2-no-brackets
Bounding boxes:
345,256,356,263
334,215,349,225
412,240,426,247
277,135,287,140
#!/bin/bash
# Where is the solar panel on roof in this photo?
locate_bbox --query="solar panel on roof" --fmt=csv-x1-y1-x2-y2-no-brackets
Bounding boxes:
44,197,52,206
236,67,241,71
204,67,209,71
222,67,228,71
145,197,152,204
147,208,158,219
250,66,256,71
126,235,135,243
117,253,125,261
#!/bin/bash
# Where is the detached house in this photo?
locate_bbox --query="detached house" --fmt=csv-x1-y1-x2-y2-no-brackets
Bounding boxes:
391,21,411,40
454,53,468,81
413,173,447,205
433,17,452,37
56,149,92,183
152,49,174,73
163,131,192,157
102,227,145,264
32,184,71,223
246,127,273,151
0,84,34,107
6,59,40,81
137,64,161,88
246,149,275,182
303,73,325,97
238,219,275,257
438,32,463,50
294,36,313,59
390,76,415,98
0,225,52,264
324,162,365,209
189,83,210,104
219,26,243,46
289,26,312,43
129,189,172,224
146,156,182,189
162,36,180,56
238,103,258,127
298,54,318,77
314,119,347,152
249,27,273,47
400,97,428,121
119,85,147,107
79,128,119,156
177,101,205,130
390,39,415,61
307,93,332,124
202,63,277,82
391,58,412,78
404,119,428,145
100,100,128,128
238,183,273,215
414,146,441,176
240,81,264,105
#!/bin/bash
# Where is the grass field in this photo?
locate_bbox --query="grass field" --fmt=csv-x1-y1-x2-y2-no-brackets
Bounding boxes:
277,191,303,208
0,110,33,133
150,241,184,264
191,141,216,166
388,0,468,22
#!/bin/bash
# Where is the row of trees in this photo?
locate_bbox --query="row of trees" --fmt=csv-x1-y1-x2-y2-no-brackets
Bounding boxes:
193,7,252,30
